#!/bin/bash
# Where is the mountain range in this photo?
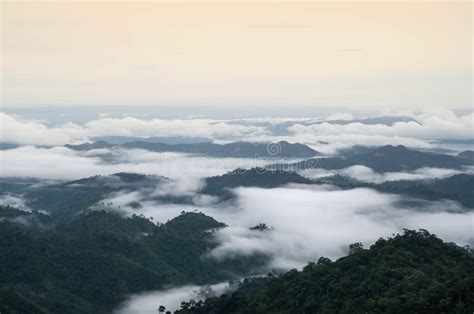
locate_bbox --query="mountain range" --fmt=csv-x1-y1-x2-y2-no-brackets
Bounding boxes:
65,140,321,158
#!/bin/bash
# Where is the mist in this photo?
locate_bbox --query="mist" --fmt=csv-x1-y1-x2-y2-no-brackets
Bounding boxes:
115,283,230,314
99,184,474,271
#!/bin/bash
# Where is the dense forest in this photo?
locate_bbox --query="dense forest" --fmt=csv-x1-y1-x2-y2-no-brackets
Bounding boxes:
176,230,474,314
0,145,473,313
3,203,472,314
0,207,267,313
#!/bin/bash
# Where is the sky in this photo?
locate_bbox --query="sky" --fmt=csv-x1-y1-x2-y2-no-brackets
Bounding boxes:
1,1,472,109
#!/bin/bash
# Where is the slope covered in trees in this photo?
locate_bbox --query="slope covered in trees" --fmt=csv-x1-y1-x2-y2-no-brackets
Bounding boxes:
176,230,474,314
0,209,267,313
201,168,312,199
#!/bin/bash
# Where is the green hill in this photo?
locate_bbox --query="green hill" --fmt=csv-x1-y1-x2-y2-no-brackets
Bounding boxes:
176,230,474,313
0,209,267,313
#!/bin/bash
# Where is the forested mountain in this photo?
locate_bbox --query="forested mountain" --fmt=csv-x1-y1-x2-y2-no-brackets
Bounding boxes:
199,168,474,208
93,136,210,145
458,150,474,162
0,209,267,313
176,230,474,314
0,173,190,220
201,168,312,199
65,140,320,158
277,145,474,172
315,174,474,208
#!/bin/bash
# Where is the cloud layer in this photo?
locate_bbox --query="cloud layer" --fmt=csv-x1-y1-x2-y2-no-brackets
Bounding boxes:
301,165,472,184
1,110,472,152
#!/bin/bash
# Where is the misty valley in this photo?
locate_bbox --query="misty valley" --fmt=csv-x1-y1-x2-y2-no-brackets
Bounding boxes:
1,126,473,313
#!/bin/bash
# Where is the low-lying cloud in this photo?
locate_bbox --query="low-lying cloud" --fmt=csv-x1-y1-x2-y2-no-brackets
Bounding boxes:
102,185,474,272
0,146,291,181
301,165,471,184
1,110,472,153
115,282,230,314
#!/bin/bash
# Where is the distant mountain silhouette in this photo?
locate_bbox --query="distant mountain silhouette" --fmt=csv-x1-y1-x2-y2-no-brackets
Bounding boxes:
280,145,474,172
201,168,312,199
66,140,321,158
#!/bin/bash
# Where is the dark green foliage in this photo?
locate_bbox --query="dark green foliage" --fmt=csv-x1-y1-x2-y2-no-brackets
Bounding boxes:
0,205,30,218
0,205,52,226
176,230,474,314
0,211,266,313
249,223,271,231
0,288,50,314
201,168,312,199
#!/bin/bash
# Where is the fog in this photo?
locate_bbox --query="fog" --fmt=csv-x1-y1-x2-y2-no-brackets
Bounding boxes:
1,110,473,152
301,165,472,184
100,185,474,271
0,146,295,181
110,184,474,313
115,282,230,314
1,109,473,313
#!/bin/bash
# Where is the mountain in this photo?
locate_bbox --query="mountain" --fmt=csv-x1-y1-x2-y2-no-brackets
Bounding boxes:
280,145,474,172
176,230,474,313
201,168,313,199
21,173,173,219
65,140,114,150
0,210,267,313
202,168,474,208
93,136,210,145
376,174,474,208
458,150,474,162
321,115,418,126
66,140,321,158
0,173,193,221
315,174,474,209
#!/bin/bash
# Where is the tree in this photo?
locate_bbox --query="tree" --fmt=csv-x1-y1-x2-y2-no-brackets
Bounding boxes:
158,305,166,313
349,242,364,254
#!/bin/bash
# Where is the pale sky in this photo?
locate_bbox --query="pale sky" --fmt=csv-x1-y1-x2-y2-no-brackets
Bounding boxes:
1,1,472,109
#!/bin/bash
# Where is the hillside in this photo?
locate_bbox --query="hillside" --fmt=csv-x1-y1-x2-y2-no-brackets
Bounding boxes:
176,230,474,313
0,209,267,313
201,168,313,199
281,145,473,172
316,174,474,208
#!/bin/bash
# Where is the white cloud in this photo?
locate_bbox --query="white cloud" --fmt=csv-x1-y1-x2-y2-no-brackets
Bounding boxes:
1,110,472,151
110,184,473,271
301,165,469,184
0,113,268,146
207,186,474,269
0,146,294,180
116,282,230,314
0,194,31,211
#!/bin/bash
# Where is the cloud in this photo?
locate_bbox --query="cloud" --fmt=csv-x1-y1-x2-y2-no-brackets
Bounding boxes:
334,166,468,184
0,113,81,146
207,186,474,269
1,110,472,152
287,112,473,150
116,282,230,314
0,113,268,146
0,194,31,211
0,146,293,181
108,184,473,271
